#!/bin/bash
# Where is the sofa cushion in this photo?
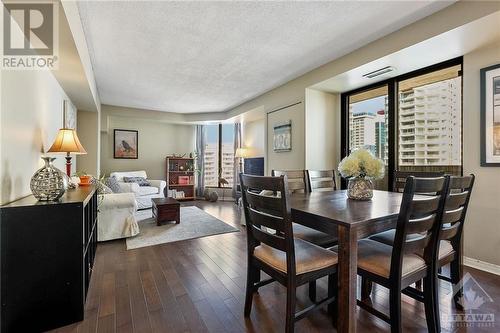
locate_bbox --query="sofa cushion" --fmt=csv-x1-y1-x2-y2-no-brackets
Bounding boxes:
123,176,151,187
136,186,159,196
105,176,122,193
110,170,148,182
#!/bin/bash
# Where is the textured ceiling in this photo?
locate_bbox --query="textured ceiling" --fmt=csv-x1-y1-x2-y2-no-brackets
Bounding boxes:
78,1,453,114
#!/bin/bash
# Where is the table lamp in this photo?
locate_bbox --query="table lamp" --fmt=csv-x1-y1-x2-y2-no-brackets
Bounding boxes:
48,128,87,176
235,147,251,174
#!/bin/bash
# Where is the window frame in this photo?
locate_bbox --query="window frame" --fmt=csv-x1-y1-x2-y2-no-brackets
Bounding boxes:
340,56,463,190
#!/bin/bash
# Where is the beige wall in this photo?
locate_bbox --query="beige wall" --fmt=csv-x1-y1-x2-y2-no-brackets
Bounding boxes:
0,70,75,205
76,110,100,176
242,118,265,158
267,103,305,173
305,89,339,172
463,41,500,266
100,115,195,180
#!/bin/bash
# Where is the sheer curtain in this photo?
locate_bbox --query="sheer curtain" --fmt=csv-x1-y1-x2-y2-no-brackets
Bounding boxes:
232,123,242,198
195,125,206,198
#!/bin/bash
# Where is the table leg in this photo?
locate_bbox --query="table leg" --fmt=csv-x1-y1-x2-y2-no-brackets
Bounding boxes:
337,225,357,333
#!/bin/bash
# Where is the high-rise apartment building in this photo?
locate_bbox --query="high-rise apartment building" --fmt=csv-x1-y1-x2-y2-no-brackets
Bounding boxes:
349,111,376,155
398,78,461,166
203,142,234,187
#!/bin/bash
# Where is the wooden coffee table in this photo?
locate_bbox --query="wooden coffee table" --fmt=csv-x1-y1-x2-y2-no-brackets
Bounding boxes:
152,197,180,226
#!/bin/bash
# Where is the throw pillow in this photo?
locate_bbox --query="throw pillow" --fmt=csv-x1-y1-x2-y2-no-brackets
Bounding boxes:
123,176,151,187
105,176,121,193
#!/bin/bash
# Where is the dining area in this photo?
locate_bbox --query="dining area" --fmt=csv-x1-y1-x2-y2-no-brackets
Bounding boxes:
239,151,475,333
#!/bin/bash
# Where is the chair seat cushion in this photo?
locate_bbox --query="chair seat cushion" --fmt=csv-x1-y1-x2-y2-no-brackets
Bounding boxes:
332,239,426,279
253,238,338,275
369,229,455,259
293,223,338,247
135,186,159,196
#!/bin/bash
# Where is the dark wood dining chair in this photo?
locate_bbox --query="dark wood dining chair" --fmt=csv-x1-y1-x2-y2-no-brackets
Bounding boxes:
240,174,338,333
435,175,475,311
273,169,338,301
306,170,337,192
393,170,444,192
337,176,449,333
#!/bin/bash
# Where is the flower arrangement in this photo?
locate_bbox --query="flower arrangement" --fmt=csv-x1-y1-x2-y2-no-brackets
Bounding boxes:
338,148,385,180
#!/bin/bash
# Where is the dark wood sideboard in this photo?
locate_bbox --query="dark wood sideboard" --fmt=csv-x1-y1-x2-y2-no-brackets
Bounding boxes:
0,186,98,332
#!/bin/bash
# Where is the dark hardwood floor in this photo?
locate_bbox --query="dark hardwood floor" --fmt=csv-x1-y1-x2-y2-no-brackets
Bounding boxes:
51,201,499,333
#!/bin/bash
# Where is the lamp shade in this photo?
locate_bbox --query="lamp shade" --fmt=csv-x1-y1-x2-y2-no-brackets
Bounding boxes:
235,147,249,158
48,129,87,154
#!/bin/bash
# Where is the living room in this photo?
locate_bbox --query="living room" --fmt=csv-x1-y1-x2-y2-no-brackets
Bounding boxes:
1,1,500,332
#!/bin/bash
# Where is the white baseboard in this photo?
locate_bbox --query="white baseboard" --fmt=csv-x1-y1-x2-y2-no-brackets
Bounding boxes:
463,256,500,276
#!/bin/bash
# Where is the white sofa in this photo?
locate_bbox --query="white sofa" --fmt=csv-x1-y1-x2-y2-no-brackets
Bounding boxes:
110,170,166,209
98,192,139,241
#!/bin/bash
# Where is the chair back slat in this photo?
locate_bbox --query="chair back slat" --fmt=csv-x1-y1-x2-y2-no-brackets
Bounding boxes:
449,176,474,190
250,224,286,251
442,207,464,225
272,170,308,193
393,170,444,193
440,224,461,240
445,191,468,210
390,176,449,278
406,215,436,235
247,207,285,232
245,191,283,217
413,177,446,194
307,170,337,192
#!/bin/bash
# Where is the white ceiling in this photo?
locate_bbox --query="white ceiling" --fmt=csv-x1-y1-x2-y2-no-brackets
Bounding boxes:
78,1,454,114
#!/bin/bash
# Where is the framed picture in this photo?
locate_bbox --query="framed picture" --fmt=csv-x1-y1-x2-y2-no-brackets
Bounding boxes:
114,129,138,159
63,100,76,129
480,63,500,166
273,120,292,152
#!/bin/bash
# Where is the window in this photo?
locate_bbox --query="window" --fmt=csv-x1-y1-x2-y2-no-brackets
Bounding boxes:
347,85,389,190
204,124,235,187
341,58,462,190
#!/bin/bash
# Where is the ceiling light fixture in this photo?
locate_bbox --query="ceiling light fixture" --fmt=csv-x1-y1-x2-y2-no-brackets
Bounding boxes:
363,66,396,79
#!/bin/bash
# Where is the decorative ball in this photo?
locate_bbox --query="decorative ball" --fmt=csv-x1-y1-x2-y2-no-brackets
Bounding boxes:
209,191,218,202
204,188,211,200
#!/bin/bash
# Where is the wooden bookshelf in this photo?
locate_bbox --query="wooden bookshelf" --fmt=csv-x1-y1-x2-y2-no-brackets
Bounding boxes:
166,156,195,201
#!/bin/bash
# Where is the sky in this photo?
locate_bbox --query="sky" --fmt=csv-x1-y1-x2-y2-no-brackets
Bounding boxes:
351,95,385,115
206,124,234,143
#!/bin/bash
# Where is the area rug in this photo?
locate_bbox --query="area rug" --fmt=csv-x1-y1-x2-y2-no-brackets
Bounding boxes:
126,206,239,250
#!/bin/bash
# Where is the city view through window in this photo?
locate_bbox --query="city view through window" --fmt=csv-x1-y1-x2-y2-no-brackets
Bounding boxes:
204,124,235,187
347,63,463,189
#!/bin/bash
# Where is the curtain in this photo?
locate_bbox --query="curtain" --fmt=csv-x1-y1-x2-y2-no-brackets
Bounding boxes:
232,123,242,198
195,125,206,198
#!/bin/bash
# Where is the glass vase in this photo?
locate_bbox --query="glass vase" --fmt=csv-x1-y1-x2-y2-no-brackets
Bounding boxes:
347,177,374,200
30,157,68,201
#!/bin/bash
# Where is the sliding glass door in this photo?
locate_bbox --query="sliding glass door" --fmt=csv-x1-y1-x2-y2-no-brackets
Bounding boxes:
341,58,462,190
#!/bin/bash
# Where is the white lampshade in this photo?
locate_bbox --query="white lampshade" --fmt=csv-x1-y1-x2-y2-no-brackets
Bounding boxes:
235,147,250,158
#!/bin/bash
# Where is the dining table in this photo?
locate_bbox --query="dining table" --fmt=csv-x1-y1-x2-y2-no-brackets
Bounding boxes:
289,189,406,333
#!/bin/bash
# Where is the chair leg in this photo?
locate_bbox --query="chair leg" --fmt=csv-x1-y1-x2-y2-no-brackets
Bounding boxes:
389,289,402,333
285,283,297,333
361,277,372,300
308,281,317,302
244,265,258,316
328,274,337,327
450,258,463,310
423,274,439,333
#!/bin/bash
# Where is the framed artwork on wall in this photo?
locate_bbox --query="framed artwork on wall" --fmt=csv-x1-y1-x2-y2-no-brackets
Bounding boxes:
480,63,500,166
273,120,292,152
114,129,138,159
